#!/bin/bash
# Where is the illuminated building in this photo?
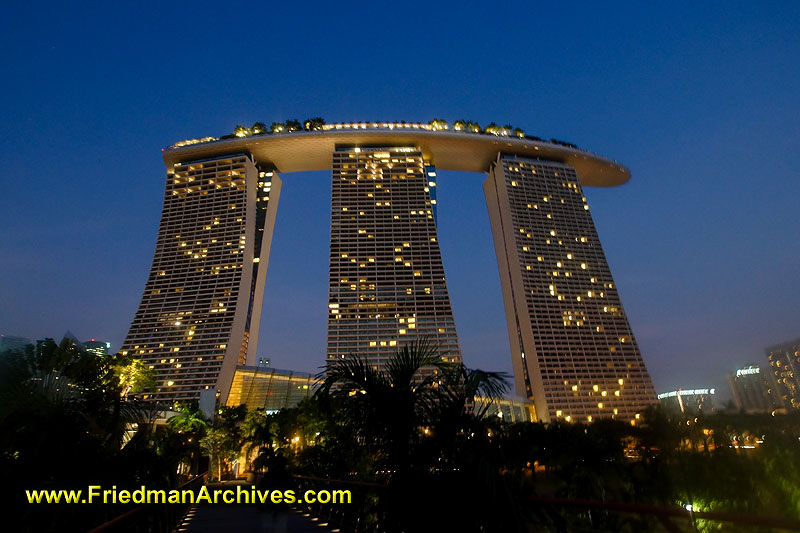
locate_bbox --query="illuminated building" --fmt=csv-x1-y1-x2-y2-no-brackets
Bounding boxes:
83,339,111,356
225,363,535,422
327,146,461,370
476,397,536,423
121,122,653,414
765,338,800,410
726,365,779,413
657,388,715,415
484,154,656,423
120,155,282,404
225,365,318,412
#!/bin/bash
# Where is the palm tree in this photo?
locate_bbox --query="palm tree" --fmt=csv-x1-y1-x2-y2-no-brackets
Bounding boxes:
303,117,325,131
284,119,302,132
168,404,208,434
464,120,482,133
241,409,272,472
434,364,510,419
321,338,445,472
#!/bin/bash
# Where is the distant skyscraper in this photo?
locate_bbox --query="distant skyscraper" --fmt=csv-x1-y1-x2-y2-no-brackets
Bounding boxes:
727,365,779,413
484,154,656,423
765,338,800,410
120,155,281,404
326,146,462,370
657,388,715,415
84,339,111,357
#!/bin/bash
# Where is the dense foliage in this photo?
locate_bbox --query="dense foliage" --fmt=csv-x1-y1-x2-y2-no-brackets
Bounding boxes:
0,341,202,532
2,338,799,532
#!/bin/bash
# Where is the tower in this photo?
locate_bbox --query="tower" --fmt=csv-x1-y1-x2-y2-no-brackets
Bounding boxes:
123,121,652,417
120,154,281,404
326,146,462,371
484,154,656,423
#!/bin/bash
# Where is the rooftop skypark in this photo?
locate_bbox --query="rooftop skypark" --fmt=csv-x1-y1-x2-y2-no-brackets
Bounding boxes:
170,118,581,151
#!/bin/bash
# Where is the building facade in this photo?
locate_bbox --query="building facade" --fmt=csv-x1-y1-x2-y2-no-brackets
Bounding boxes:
766,338,800,410
727,365,779,413
84,339,111,357
484,154,656,423
226,365,319,412
657,388,715,415
120,155,281,404
327,146,461,370
121,123,655,417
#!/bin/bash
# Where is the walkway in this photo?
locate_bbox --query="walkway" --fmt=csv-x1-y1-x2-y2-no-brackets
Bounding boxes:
177,502,335,532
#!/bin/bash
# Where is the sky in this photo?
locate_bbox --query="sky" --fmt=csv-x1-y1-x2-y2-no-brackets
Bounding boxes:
1,1,798,400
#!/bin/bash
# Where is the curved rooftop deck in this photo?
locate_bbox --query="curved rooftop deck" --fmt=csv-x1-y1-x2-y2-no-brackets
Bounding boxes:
163,125,630,187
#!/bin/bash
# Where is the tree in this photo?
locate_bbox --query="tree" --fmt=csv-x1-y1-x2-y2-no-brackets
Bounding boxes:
200,428,240,481
167,404,208,476
484,122,501,135
428,118,448,131
284,119,302,132
452,120,466,131
321,338,445,472
234,125,250,137
168,404,208,434
0,339,175,531
251,122,267,134
241,409,272,471
303,117,325,131
112,356,156,397
270,122,285,133
464,120,481,133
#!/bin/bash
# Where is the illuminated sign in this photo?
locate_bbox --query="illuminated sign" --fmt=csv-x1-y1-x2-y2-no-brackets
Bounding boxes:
657,388,716,400
736,367,760,377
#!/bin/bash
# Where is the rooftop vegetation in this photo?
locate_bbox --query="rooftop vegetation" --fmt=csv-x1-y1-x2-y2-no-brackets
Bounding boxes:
170,118,580,151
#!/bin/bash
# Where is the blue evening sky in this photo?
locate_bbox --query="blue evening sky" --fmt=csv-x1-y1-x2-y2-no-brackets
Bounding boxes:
1,1,798,399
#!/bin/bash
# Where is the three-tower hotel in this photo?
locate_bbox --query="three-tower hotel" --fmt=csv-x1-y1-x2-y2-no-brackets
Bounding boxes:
120,120,656,423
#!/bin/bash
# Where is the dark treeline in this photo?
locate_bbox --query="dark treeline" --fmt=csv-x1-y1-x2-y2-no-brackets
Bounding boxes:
2,339,799,532
0,340,193,532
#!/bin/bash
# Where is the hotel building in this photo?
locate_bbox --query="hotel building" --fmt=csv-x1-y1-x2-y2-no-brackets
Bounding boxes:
120,156,281,404
727,365,779,413
121,121,656,419
327,146,461,369
765,338,800,410
485,155,656,422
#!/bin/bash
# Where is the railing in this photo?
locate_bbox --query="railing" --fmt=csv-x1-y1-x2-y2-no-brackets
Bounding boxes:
87,473,206,533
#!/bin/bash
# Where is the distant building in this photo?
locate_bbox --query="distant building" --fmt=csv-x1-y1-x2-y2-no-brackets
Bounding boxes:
727,365,779,413
84,339,111,357
225,366,318,413
0,334,32,354
224,364,536,422
766,338,800,410
61,330,84,350
476,397,536,423
657,388,715,415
